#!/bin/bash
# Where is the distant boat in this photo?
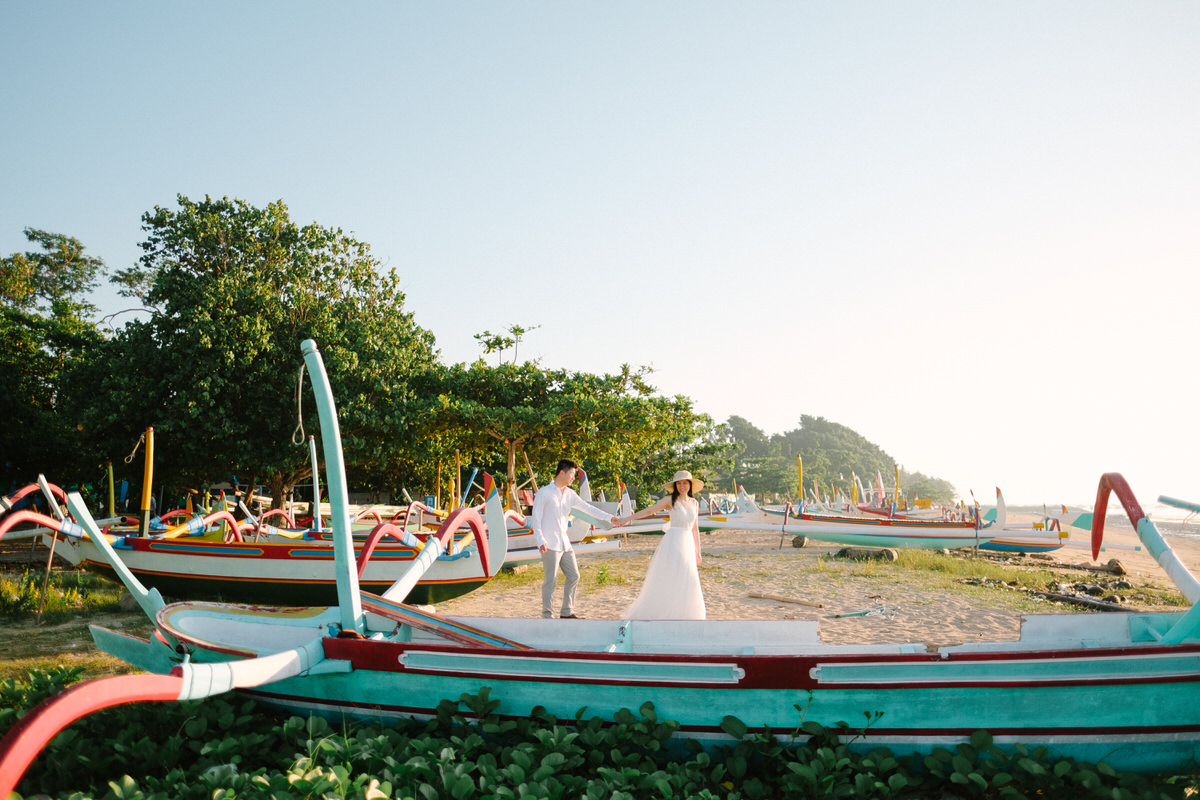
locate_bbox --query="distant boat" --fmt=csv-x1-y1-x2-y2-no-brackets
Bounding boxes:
675,489,999,550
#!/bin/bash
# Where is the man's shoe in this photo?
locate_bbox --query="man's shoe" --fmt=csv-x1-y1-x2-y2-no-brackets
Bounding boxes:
561,614,582,619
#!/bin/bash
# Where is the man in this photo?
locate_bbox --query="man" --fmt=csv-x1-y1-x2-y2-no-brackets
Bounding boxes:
531,459,619,619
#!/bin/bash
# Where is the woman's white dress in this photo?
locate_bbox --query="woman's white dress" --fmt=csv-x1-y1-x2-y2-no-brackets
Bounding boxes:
623,496,706,620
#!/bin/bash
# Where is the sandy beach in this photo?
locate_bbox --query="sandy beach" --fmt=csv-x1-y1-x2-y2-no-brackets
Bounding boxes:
436,516,1200,649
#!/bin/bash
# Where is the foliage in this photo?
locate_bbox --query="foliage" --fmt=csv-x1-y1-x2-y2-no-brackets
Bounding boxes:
473,323,541,365
3,675,1190,799
717,414,958,504
416,359,734,507
0,665,88,741
61,195,439,508
0,568,120,620
1,229,107,488
0,228,104,318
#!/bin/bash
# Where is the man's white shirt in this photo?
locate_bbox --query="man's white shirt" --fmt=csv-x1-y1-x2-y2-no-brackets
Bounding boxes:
531,483,610,551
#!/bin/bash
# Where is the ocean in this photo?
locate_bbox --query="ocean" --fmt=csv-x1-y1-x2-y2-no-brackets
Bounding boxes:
1008,501,1200,543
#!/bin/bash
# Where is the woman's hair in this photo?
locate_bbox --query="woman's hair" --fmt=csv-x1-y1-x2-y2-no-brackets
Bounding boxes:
669,480,694,506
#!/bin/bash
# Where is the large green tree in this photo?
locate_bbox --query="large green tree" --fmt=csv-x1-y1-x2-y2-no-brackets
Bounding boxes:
416,359,732,508
66,195,437,508
1,229,105,488
773,415,897,502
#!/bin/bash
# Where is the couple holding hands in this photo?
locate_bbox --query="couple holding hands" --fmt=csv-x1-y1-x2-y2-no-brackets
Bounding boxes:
530,459,706,621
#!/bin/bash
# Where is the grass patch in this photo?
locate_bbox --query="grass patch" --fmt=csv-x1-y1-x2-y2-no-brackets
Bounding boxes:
808,549,1190,614
0,568,154,681
582,560,640,588
0,568,126,621
0,651,139,682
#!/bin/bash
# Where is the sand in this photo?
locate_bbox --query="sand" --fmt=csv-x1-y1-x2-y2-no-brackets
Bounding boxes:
436,516,1200,649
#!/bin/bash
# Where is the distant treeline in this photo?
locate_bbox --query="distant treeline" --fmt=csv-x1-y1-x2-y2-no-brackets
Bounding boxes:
711,414,957,505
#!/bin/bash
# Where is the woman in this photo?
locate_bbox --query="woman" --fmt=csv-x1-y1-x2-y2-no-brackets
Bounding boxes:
617,469,706,620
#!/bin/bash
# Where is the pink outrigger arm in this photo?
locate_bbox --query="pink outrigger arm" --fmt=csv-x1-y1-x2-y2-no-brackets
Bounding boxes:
0,632,336,797
0,674,184,797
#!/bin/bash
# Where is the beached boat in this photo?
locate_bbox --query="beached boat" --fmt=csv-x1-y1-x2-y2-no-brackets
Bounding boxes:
671,491,999,549
976,489,1085,554
27,473,509,606
3,340,1200,793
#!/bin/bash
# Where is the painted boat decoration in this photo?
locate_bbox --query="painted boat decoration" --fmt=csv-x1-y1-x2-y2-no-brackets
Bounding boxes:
4,340,1200,793
38,485,508,606
281,503,622,568
251,452,622,567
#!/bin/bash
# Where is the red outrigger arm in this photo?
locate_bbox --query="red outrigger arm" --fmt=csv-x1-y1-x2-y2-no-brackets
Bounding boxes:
1090,472,1146,561
0,673,185,798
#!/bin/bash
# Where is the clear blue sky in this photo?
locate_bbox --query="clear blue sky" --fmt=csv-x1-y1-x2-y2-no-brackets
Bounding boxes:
4,2,1198,505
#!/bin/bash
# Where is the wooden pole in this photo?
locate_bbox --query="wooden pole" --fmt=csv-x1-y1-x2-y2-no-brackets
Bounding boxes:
453,450,461,511
35,529,58,625
748,592,822,609
138,427,154,537
521,451,539,511
35,477,67,624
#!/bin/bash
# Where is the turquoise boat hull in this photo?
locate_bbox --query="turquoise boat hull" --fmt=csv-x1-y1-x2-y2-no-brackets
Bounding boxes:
121,606,1200,775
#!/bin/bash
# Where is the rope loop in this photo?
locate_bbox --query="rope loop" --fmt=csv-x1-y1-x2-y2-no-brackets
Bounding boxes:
291,365,307,445
123,432,146,464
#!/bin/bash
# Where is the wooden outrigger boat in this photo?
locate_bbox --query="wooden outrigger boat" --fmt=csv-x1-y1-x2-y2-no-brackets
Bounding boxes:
3,340,1200,792
976,489,1082,555
671,491,1001,550
42,505,507,605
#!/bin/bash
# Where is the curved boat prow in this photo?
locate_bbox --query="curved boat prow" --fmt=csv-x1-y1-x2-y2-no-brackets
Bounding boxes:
483,473,509,570
301,338,363,635
618,482,633,517
1091,473,1200,618
736,486,761,514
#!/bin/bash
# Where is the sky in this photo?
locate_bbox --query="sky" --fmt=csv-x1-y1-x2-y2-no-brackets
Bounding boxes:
3,2,1198,506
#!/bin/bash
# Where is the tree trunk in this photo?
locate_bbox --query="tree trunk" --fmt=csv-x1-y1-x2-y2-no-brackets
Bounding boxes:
268,473,285,511
506,441,520,509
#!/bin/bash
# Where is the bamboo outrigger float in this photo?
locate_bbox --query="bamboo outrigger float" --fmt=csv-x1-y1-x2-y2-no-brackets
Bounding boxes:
3,340,1200,793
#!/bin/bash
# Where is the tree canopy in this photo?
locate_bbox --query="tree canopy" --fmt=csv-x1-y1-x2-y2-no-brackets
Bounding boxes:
64,195,438,507
1,229,105,488
716,415,957,504
414,360,732,507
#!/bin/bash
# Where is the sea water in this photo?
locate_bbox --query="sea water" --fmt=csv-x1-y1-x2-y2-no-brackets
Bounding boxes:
1007,502,1200,543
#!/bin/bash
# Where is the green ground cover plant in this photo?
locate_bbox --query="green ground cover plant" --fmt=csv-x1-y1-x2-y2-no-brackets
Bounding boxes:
3,670,1195,799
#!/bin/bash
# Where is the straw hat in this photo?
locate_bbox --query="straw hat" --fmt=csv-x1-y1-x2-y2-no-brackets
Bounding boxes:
663,470,704,493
